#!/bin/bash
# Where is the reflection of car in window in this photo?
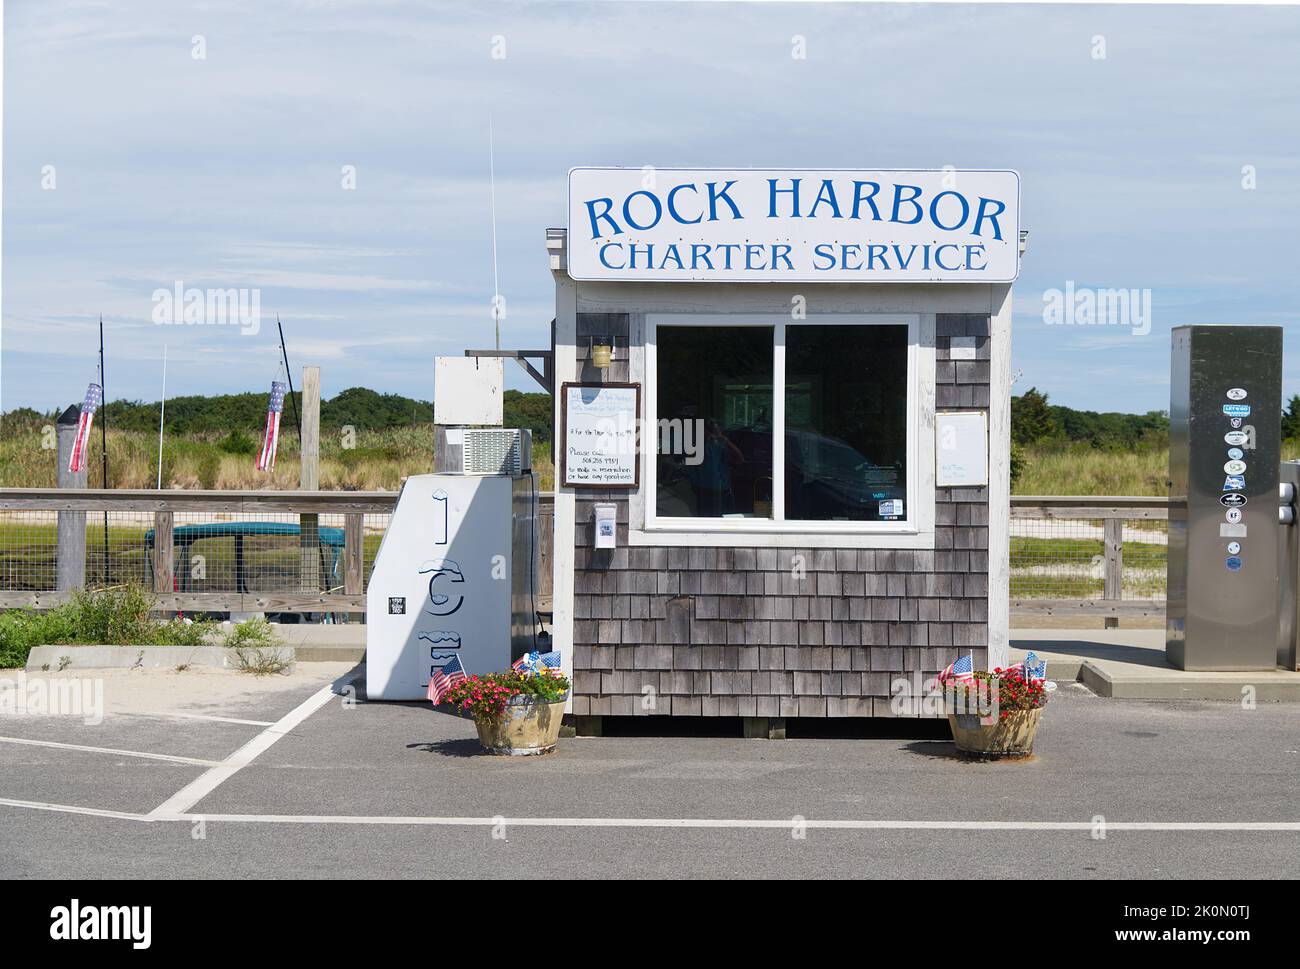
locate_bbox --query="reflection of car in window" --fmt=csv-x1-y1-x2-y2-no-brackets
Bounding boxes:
785,429,904,522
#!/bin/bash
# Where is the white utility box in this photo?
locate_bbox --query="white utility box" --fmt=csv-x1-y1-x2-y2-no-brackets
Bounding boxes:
365,472,539,700
434,357,504,426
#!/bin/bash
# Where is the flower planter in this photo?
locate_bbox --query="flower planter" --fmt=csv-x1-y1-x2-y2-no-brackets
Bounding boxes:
948,707,1043,758
474,694,568,756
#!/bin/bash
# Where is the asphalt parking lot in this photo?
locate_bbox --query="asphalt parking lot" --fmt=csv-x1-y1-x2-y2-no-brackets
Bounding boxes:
1,663,1297,879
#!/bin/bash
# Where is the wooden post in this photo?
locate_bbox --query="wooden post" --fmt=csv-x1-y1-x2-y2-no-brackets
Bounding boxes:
344,512,364,600
55,406,87,591
299,366,321,595
152,511,174,595
1103,517,1123,629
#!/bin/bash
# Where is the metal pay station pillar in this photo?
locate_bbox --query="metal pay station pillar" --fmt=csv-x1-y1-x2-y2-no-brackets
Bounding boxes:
1167,324,1282,671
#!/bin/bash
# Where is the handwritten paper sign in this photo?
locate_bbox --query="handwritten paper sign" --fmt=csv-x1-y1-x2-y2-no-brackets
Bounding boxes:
936,411,988,487
561,382,641,488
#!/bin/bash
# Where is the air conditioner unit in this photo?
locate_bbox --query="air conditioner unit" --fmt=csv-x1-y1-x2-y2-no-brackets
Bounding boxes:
434,426,532,475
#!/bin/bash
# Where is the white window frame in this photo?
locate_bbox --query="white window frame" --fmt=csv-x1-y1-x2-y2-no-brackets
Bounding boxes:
637,312,935,548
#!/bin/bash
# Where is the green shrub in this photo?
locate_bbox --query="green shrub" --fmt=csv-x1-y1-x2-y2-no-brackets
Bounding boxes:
195,451,222,488
217,430,258,456
0,586,217,667
222,617,280,650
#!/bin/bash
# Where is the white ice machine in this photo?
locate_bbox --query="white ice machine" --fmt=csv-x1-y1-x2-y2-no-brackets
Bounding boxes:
365,471,540,700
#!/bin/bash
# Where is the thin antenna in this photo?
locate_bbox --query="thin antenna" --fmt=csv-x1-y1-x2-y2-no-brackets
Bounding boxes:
489,118,500,351
277,316,301,443
98,315,109,584
156,345,168,489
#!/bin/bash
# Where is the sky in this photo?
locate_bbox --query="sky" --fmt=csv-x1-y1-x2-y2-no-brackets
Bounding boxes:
3,0,1299,415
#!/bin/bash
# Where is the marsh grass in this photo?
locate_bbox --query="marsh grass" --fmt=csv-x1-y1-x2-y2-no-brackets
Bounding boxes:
0,420,555,491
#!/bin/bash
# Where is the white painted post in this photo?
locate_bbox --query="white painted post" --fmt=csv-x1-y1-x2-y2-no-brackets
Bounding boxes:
55,407,87,591
987,284,1014,671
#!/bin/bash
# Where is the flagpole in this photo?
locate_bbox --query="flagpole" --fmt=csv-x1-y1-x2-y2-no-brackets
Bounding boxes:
98,315,109,585
489,118,500,351
156,345,168,489
277,316,301,445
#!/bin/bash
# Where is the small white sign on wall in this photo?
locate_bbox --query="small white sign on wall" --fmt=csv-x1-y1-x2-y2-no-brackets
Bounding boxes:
561,382,640,488
936,411,988,487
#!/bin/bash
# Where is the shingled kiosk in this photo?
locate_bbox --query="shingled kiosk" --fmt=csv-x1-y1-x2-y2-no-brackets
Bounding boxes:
548,168,1020,731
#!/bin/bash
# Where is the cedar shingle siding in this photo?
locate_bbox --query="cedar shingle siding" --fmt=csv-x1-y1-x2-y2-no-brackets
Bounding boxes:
570,312,990,717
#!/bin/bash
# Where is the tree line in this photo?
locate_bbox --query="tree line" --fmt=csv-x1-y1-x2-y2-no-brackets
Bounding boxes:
1012,386,1300,449
4,387,555,444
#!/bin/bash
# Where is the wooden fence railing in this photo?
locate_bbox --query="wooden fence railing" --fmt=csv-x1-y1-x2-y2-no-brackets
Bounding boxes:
0,489,1164,620
0,488,553,614
1009,495,1169,621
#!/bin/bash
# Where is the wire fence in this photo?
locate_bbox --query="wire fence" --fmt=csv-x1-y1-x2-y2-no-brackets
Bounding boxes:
1010,516,1168,602
1,491,1160,616
0,509,391,595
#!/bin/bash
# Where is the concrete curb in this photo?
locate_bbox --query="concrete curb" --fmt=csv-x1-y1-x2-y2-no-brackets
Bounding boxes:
1011,634,1300,702
25,644,294,672
1076,660,1300,702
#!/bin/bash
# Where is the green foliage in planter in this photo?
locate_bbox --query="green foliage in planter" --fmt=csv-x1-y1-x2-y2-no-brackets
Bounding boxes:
441,669,571,723
949,668,1049,717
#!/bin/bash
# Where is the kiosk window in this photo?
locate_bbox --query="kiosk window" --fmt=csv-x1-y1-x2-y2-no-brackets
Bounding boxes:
656,326,774,519
652,318,914,527
786,324,908,522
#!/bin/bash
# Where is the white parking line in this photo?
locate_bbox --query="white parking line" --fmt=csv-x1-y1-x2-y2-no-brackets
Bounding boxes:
0,796,151,822
0,798,1297,832
176,815,1300,831
138,712,276,728
0,735,222,767
148,683,339,819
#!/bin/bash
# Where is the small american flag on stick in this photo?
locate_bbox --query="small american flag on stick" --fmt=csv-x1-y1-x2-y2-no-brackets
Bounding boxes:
512,650,562,673
427,655,467,705
68,383,102,474
938,653,975,684
255,381,287,472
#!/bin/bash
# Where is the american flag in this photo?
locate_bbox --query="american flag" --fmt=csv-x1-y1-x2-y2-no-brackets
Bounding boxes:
1004,651,1046,682
427,654,467,705
255,381,287,472
68,383,102,474
938,653,975,683
512,650,562,673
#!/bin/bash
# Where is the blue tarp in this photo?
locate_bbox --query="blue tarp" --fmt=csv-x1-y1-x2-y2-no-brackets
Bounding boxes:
144,522,345,547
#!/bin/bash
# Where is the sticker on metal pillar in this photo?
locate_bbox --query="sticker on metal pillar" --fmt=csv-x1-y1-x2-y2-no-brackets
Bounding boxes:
1224,460,1247,475
1226,556,1243,572
1225,508,1243,524
1227,447,1244,460
1220,493,1247,507
1220,523,1247,537
1227,541,1241,554
1226,388,1248,401
1223,475,1246,491
1224,431,1249,446
1223,404,1251,417
1230,417,1244,429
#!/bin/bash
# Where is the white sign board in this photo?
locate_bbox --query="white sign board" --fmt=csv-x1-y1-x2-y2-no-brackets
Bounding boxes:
567,167,1020,283
561,382,640,488
936,411,989,487
434,356,503,426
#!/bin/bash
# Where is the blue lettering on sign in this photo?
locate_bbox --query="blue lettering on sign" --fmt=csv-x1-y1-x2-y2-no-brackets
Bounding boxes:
583,178,1010,241
1223,404,1251,417
1226,556,1243,572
